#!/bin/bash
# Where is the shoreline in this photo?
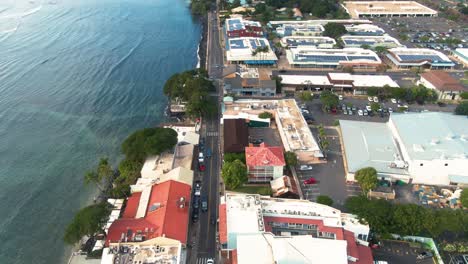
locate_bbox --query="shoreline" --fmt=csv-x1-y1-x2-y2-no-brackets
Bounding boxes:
198,13,208,70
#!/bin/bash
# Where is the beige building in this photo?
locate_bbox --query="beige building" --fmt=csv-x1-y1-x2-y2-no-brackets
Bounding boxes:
342,1,437,19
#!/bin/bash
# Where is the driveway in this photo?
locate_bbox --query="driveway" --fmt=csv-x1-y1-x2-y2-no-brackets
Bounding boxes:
373,240,435,264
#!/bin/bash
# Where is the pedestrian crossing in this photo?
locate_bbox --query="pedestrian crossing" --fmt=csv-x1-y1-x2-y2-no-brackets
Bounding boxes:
346,183,362,197
206,131,219,137
302,184,320,202
196,257,214,264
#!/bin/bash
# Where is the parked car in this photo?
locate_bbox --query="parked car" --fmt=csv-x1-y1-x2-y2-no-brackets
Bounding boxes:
194,181,202,196
303,177,317,185
210,216,216,225
301,109,310,114
417,252,433,260
198,152,204,163
358,109,363,116
201,197,208,212
388,107,393,113
192,208,199,223
199,163,206,172
363,110,368,116
351,106,357,111
299,165,313,171
338,95,343,100
207,258,214,264
368,96,373,102
373,96,379,103
366,105,372,111
251,138,263,145
193,196,200,209
206,148,212,158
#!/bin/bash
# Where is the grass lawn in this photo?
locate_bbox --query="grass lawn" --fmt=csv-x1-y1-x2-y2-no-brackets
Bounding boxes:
232,185,272,195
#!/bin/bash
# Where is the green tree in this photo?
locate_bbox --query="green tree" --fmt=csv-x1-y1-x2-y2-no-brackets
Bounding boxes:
393,204,426,235
366,87,379,96
391,87,407,100
455,101,468,116
64,203,111,245
360,44,371,50
460,92,468,100
323,23,347,39
370,102,380,112
222,159,248,190
273,76,283,94
231,0,241,8
355,167,378,194
320,91,339,111
284,151,298,167
345,196,395,234
258,112,273,119
84,157,113,192
122,127,178,162
299,91,313,101
461,189,468,208
317,195,333,206
224,152,246,163
118,159,143,184
374,46,388,54
343,66,354,73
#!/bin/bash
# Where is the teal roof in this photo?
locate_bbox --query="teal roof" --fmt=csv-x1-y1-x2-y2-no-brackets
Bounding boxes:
340,120,409,175
390,112,468,161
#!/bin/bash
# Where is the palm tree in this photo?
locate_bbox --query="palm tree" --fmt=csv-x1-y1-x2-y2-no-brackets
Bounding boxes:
84,157,113,192
84,170,104,191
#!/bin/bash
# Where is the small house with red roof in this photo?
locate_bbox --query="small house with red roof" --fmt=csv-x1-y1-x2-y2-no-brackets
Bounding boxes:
105,180,191,246
245,143,286,183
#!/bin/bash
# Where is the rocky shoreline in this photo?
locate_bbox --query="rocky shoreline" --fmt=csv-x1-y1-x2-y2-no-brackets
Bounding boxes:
198,14,208,70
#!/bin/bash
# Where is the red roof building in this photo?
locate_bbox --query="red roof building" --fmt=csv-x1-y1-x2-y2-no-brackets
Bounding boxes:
106,180,191,246
245,143,285,183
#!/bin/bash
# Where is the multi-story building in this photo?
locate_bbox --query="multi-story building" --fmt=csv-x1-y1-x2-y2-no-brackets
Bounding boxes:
245,143,285,182
280,36,336,49
226,37,277,65
342,1,438,19
226,17,263,38
223,65,277,96
341,35,403,48
218,193,373,264
453,48,468,67
345,24,386,36
385,47,455,69
286,47,382,69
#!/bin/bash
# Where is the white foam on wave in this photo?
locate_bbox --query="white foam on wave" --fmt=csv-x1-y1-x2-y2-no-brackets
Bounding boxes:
0,4,42,19
196,42,200,68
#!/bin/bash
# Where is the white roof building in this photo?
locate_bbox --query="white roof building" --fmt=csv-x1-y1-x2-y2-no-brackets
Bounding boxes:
453,48,468,67
226,37,277,65
219,193,373,263
286,47,381,69
341,35,403,48
280,36,336,49
345,24,386,36
342,1,438,18
341,112,468,185
386,47,455,69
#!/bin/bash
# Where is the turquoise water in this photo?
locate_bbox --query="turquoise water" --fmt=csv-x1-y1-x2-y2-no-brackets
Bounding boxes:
0,0,201,263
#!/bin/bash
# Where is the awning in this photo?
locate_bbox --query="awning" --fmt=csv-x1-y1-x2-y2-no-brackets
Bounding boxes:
449,174,468,184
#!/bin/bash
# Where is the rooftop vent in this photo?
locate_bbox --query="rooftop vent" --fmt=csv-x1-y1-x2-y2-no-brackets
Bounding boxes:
149,203,162,212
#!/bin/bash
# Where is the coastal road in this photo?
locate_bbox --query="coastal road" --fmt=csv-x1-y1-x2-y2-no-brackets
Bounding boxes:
193,7,224,264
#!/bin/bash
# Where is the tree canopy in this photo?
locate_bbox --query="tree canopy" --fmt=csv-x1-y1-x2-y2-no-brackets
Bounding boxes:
64,203,111,245
222,159,248,190
345,195,468,238
84,157,113,192
455,101,468,116
284,151,298,167
299,91,313,101
122,127,178,162
258,112,273,119
320,91,339,110
323,23,347,39
163,69,216,117
316,195,333,206
355,167,378,194
461,189,468,208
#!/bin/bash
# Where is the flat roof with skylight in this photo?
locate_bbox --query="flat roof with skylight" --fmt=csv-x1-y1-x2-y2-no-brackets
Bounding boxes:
226,37,277,65
341,35,403,48
286,47,381,68
345,24,386,36
386,48,455,68
281,36,336,48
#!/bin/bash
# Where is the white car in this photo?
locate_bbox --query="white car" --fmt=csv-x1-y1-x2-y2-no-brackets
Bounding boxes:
366,105,372,111
338,95,343,100
207,259,214,264
373,97,379,103
397,104,408,108
388,107,393,113
368,96,373,102
198,152,204,163
358,109,363,116
299,165,313,171
391,98,397,104
301,109,310,114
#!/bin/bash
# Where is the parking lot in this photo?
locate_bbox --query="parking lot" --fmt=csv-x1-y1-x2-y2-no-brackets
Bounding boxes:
373,240,435,264
248,127,283,146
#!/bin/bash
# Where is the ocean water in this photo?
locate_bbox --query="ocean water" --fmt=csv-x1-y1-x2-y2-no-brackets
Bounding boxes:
0,0,201,263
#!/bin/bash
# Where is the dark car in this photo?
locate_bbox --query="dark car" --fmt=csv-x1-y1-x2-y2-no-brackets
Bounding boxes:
417,252,433,260
206,148,212,158
192,209,199,223
210,216,216,225
251,138,263,145
201,197,208,212
193,196,201,208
